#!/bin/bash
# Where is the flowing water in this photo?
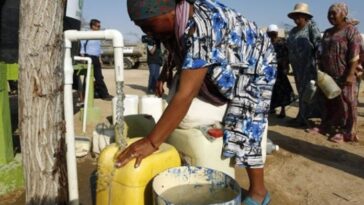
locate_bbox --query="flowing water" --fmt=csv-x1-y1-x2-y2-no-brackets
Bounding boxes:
114,81,127,147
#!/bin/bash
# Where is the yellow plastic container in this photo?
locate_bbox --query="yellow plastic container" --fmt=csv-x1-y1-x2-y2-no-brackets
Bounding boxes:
96,137,181,205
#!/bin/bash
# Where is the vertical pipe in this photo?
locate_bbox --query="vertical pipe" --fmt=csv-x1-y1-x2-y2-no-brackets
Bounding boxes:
82,58,91,133
73,56,92,133
63,46,79,204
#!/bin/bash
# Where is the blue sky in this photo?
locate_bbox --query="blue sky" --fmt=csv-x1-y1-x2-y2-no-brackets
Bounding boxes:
82,0,364,43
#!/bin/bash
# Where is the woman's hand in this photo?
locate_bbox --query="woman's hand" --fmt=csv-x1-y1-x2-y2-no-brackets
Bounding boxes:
345,61,360,85
355,65,363,78
114,137,158,169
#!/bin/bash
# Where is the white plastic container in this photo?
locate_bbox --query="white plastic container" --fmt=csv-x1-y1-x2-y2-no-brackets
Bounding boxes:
317,70,341,99
302,80,317,103
266,138,279,155
139,95,165,122
124,94,139,115
168,125,269,179
112,94,139,124
167,128,235,178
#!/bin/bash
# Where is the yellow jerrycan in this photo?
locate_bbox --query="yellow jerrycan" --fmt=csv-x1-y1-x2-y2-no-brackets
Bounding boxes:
96,137,181,205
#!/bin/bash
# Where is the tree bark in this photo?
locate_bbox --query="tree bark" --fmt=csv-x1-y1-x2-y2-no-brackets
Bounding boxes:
18,0,68,204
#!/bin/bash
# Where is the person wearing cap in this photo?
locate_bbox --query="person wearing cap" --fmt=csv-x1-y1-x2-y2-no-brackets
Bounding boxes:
267,24,296,118
317,3,362,143
286,2,322,127
115,0,277,204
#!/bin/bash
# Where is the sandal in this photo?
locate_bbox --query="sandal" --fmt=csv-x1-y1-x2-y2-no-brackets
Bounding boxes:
242,192,271,205
329,133,344,143
305,127,321,134
344,133,359,142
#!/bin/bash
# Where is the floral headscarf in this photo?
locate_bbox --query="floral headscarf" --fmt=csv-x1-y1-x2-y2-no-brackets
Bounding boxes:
127,0,176,21
329,3,360,25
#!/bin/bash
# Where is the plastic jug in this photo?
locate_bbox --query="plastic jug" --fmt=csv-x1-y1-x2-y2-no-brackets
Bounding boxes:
124,94,139,115
96,137,181,205
167,128,235,178
112,94,139,124
139,95,166,122
317,70,341,99
266,138,279,154
302,80,317,103
168,124,269,179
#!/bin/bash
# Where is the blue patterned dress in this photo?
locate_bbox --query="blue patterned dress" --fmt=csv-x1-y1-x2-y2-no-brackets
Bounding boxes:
181,0,276,167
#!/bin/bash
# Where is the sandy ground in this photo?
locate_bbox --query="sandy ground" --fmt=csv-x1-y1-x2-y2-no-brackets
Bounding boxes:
3,65,364,205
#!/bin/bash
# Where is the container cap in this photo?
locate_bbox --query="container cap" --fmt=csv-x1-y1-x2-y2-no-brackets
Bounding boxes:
207,128,224,138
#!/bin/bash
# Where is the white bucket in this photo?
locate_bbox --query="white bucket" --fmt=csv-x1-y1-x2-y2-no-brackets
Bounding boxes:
124,94,139,115
112,94,139,124
92,123,115,154
317,70,341,99
152,166,241,205
139,95,165,122
75,136,91,157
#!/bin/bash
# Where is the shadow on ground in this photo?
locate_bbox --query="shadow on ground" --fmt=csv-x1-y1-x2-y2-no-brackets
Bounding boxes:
268,130,364,179
125,84,148,93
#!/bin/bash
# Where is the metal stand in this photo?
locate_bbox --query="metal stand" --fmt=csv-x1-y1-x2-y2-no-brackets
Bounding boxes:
0,63,24,196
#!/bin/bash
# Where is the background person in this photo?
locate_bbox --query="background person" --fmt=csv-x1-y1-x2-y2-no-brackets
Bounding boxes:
80,19,113,100
116,1,277,204
286,3,322,127
142,35,163,94
319,3,362,142
267,24,296,118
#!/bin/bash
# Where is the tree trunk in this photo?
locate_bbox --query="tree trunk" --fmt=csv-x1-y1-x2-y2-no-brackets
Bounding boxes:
18,0,68,204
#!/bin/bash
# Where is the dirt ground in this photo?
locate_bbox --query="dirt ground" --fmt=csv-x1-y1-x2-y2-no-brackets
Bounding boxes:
3,65,364,205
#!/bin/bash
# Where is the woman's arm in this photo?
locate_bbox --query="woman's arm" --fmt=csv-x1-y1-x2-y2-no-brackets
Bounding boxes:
148,68,207,144
115,67,208,168
345,60,359,85
345,26,362,85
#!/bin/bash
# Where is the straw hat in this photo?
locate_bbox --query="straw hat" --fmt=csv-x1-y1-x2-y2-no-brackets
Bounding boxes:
288,3,313,19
